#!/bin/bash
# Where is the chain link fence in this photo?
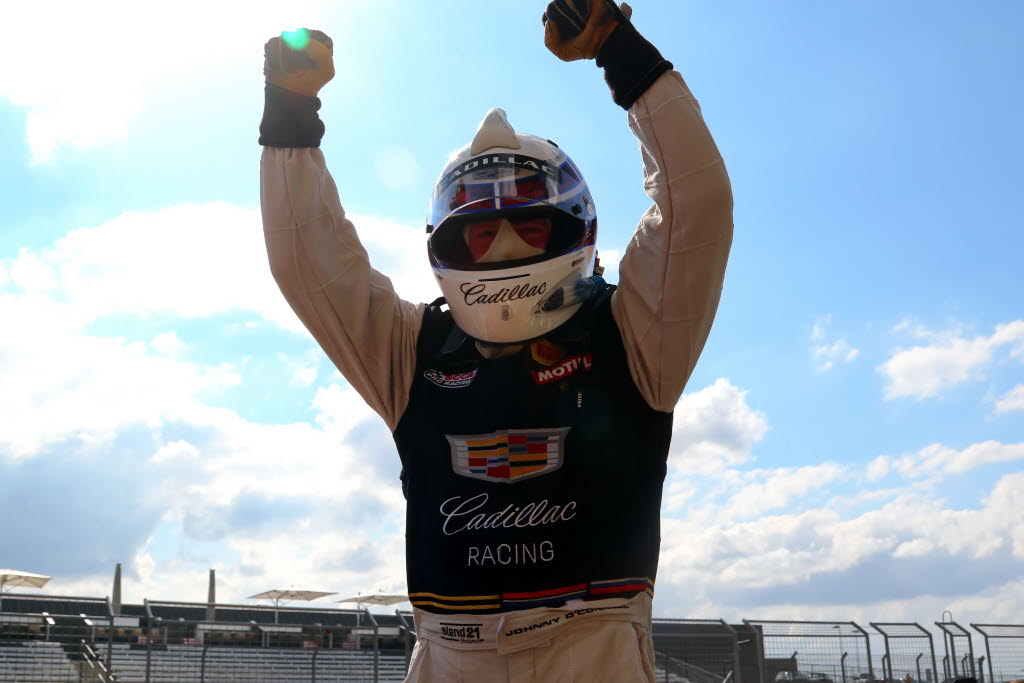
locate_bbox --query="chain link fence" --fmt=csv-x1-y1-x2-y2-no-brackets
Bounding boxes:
937,621,977,682
871,622,939,683
971,624,1024,683
5,592,1023,683
652,619,742,683
745,620,874,683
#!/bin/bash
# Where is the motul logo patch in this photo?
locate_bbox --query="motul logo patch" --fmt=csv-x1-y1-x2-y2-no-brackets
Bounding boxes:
531,353,592,385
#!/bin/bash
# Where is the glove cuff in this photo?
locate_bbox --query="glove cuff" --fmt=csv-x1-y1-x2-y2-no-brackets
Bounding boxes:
258,84,325,148
596,21,672,110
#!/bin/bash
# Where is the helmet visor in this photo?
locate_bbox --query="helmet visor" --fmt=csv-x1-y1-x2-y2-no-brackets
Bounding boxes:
428,154,592,271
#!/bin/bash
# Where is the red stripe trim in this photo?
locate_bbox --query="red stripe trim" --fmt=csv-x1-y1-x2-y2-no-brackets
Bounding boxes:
589,583,649,595
503,582,587,600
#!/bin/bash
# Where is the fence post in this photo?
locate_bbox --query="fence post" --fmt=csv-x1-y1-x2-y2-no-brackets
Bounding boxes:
841,651,848,683
852,622,874,679
925,629,938,683
145,625,153,683
106,621,113,674
312,648,318,683
200,644,207,683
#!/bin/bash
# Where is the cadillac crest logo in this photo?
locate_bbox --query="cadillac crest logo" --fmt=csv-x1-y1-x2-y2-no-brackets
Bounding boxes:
447,428,571,483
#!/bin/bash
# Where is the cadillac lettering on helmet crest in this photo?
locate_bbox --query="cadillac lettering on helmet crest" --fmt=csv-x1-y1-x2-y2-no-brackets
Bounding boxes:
461,281,547,306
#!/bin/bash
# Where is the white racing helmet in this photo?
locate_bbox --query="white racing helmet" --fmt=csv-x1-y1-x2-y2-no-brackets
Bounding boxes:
427,108,599,343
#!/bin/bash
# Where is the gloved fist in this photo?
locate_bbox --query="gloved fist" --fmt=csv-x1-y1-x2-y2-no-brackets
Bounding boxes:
542,0,633,62
263,28,335,97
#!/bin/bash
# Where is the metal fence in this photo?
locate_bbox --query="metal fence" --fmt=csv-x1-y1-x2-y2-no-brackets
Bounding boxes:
654,650,734,683
5,593,1024,683
937,621,977,681
745,620,874,683
972,624,1024,683
652,618,742,683
871,622,939,683
0,613,408,682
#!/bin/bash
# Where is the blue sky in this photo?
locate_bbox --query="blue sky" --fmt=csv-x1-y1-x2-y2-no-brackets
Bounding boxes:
1,0,1023,633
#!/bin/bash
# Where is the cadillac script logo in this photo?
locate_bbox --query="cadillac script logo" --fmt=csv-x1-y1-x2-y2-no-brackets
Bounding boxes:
447,427,571,484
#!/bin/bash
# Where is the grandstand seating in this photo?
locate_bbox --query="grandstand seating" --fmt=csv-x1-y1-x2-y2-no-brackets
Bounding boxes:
107,642,408,682
9,589,1007,683
0,641,81,682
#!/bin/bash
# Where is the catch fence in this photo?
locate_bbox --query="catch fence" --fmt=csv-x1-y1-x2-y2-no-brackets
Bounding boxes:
971,624,1024,683
937,621,978,681
744,620,873,683
5,591,1024,683
870,622,939,683
652,618,742,683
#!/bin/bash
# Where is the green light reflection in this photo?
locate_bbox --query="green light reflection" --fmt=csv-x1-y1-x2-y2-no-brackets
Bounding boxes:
281,28,310,51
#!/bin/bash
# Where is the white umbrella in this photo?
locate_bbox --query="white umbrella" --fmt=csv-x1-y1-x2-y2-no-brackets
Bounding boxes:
0,569,51,611
0,569,51,592
336,593,409,607
248,589,336,606
248,589,337,624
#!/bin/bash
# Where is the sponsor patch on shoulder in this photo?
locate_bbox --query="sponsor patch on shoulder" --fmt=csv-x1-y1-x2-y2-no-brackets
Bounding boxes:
531,353,592,385
424,368,478,389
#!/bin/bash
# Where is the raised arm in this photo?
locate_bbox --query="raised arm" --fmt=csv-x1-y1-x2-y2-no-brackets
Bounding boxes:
544,2,734,413
259,30,422,431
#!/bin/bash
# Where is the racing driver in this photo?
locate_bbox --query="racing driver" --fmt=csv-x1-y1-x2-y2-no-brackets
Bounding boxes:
260,1,733,680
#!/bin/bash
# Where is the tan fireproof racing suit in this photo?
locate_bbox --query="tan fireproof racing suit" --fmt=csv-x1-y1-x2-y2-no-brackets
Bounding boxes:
260,26,733,683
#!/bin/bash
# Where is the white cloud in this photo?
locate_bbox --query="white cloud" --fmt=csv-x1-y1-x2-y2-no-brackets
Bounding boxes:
667,378,768,476
0,303,238,460
657,469,1024,619
0,0,334,163
292,365,319,387
152,440,201,463
9,249,57,292
348,214,439,302
718,464,846,520
597,247,621,284
866,454,890,481
2,202,441,335
891,441,1024,479
151,331,186,357
810,314,859,372
994,383,1024,414
879,320,1024,399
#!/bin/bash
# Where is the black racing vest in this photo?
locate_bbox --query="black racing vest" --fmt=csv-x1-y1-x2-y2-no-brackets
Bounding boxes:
392,287,673,615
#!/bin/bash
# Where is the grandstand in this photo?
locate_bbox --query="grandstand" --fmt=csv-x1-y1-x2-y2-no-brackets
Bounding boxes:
0,591,1018,682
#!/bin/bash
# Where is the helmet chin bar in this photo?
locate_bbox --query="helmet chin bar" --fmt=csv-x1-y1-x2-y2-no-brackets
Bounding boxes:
534,269,606,314
433,243,598,344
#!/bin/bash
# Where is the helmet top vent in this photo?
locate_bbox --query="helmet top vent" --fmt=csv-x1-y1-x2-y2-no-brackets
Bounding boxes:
470,108,522,155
